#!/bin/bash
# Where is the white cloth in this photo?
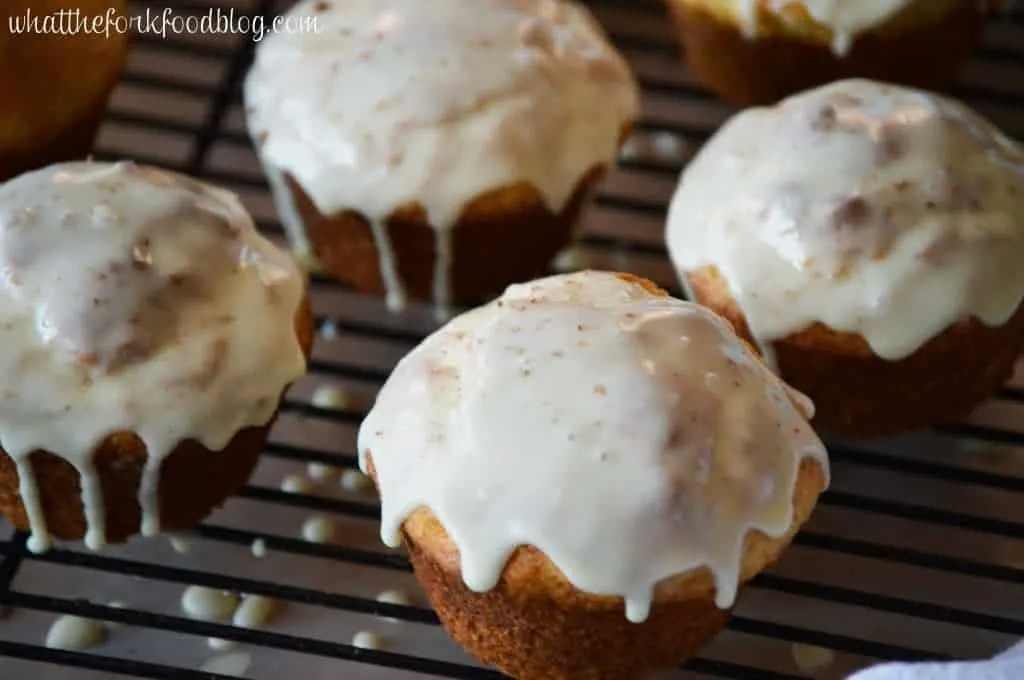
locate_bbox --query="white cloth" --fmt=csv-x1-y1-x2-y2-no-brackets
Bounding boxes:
849,642,1024,680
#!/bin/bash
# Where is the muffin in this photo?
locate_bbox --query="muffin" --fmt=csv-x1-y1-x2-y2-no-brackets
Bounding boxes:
667,0,998,106
0,161,312,553
359,271,829,679
667,79,1024,438
244,0,639,314
0,0,128,181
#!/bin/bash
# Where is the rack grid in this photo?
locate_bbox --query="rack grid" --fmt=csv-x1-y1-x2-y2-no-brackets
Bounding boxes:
2,0,1024,678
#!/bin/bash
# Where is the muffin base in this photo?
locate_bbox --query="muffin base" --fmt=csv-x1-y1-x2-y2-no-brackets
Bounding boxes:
405,536,730,680
380,458,826,680
286,168,606,305
0,428,267,544
685,267,1024,437
667,0,987,106
0,298,315,544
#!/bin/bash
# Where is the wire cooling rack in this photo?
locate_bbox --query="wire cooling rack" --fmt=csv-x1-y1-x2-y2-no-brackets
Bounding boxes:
2,0,1024,678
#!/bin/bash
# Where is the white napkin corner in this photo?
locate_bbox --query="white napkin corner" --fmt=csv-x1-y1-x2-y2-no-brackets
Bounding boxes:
848,641,1024,680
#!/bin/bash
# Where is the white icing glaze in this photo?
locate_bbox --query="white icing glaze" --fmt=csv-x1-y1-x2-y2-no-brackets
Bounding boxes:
103,601,125,630
208,637,237,651
301,515,336,543
552,246,586,273
0,161,307,553
169,534,191,554
340,468,372,493
376,588,411,622
290,242,321,276
233,594,278,629
792,643,836,672
650,131,688,161
667,79,1024,361
280,473,311,494
359,271,829,621
311,385,350,411
375,589,411,607
619,135,643,161
728,0,920,55
199,652,251,677
306,461,338,482
45,615,107,651
351,630,387,651
264,166,311,255
319,320,339,340
181,586,239,622
735,0,759,38
244,0,638,312
251,537,268,558
782,0,917,55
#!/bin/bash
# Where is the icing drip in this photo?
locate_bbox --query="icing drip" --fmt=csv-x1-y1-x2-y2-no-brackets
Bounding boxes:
792,643,836,673
352,630,387,650
19,471,49,554
281,473,311,494
244,0,638,312
45,615,107,651
182,586,240,622
730,0,919,55
667,79,1024,361
301,515,336,544
307,461,338,482
0,161,307,552
432,230,454,321
311,385,350,411
233,594,279,629
781,0,917,55
359,271,829,621
199,652,251,676
208,637,236,651
376,589,411,607
169,533,192,554
138,458,162,537
736,0,759,38
366,219,406,311
263,166,310,255
340,468,372,493
78,460,105,550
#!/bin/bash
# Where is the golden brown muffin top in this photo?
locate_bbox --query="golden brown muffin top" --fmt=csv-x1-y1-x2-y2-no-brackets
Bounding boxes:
0,0,128,153
359,271,828,621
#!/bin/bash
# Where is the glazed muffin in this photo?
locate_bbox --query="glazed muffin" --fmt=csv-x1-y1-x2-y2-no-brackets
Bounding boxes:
667,79,1024,437
359,271,829,679
244,0,639,314
0,161,312,552
0,1,128,181
666,0,998,106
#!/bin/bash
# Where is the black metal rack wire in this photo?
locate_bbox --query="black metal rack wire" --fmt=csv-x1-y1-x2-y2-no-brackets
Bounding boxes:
2,0,1024,678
